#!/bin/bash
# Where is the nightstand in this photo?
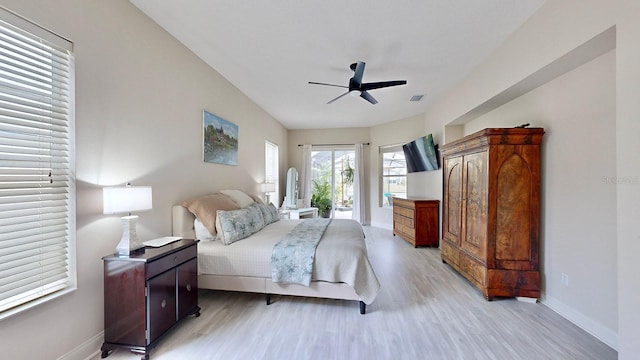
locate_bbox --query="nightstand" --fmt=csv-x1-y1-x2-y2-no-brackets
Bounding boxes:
100,239,200,360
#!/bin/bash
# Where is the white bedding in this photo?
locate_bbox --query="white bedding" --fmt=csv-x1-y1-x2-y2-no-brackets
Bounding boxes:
197,218,380,304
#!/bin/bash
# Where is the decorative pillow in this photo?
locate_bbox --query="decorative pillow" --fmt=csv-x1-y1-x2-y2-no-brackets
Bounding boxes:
267,203,280,223
181,193,239,236
216,204,266,245
249,193,265,204
194,218,216,241
256,203,271,224
256,202,281,225
256,203,275,224
220,189,255,208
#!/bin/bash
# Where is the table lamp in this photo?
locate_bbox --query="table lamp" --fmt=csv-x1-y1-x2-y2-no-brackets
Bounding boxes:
261,182,276,204
103,183,153,255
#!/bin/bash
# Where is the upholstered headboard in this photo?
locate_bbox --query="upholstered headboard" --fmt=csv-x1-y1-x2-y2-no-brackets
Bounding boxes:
172,205,196,239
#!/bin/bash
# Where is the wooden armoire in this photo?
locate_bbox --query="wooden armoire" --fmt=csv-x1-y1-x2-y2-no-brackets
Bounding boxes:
440,127,544,300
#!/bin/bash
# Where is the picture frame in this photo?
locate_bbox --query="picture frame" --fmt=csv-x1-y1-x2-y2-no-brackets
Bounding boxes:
203,110,238,166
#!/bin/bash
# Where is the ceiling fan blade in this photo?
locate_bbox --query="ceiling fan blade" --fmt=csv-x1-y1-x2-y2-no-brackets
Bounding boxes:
360,91,378,104
351,62,366,87
312,62,403,105
327,91,351,104
308,81,349,88
360,80,407,91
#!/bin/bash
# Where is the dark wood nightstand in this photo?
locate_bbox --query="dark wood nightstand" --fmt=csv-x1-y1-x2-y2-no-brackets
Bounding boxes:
100,239,200,360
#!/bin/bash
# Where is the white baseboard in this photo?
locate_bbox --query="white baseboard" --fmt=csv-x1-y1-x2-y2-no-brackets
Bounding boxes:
541,296,618,350
369,221,392,230
57,331,103,360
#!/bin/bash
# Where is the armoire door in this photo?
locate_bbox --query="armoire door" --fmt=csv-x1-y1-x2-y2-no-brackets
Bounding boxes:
461,151,488,261
442,156,463,244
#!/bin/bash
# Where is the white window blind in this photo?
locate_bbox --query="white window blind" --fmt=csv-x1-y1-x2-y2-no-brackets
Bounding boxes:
0,8,75,315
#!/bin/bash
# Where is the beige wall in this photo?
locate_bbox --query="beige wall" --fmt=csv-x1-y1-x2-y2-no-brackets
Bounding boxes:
0,1,287,359
615,2,640,357
465,50,617,344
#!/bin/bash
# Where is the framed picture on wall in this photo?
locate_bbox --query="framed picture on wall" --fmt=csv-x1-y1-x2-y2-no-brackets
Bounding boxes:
203,110,238,165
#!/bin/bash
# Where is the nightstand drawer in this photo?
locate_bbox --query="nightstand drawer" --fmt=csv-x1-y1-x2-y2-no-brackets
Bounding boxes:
147,245,197,279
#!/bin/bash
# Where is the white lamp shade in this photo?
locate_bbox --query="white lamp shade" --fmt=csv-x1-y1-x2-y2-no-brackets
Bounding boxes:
103,186,153,214
261,183,276,193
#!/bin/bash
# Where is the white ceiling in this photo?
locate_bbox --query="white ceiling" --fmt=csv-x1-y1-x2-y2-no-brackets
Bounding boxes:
130,0,545,130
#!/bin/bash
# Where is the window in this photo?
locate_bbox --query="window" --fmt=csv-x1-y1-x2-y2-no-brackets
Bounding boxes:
0,8,75,317
265,140,279,206
380,145,406,207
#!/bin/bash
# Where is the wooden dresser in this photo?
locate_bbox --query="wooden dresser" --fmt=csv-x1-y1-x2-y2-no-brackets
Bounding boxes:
101,239,200,359
392,197,440,247
440,128,544,300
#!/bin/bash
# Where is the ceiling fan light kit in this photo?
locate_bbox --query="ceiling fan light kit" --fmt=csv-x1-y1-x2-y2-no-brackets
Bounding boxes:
309,61,407,105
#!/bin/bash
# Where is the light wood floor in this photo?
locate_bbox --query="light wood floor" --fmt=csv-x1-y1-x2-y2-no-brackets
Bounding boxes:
97,226,616,360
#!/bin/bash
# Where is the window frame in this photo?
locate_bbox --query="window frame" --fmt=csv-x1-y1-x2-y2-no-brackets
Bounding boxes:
0,7,76,320
265,140,279,206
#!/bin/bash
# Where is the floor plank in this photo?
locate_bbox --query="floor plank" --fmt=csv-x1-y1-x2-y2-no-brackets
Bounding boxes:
97,226,616,360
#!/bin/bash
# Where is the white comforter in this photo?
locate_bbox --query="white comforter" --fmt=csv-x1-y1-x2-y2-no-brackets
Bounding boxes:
197,219,380,304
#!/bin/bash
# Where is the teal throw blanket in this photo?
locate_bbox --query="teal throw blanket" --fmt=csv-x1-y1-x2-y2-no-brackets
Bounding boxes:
271,218,331,286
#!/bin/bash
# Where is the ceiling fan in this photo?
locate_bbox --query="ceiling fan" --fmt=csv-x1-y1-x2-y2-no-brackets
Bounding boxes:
309,61,407,105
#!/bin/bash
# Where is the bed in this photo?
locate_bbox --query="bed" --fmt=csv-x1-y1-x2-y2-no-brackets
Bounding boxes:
171,191,380,314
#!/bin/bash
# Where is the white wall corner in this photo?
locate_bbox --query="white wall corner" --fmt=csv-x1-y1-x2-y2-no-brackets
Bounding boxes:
542,296,618,351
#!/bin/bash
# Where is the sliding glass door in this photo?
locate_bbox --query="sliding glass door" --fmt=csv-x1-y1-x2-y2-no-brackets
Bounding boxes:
311,148,355,219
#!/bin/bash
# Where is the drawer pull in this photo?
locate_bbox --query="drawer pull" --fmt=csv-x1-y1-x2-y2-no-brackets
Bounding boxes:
186,283,192,292
161,299,166,308
174,256,179,262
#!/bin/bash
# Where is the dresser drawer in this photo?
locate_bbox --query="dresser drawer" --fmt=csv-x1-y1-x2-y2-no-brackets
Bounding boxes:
392,197,415,209
393,206,414,218
394,223,416,239
394,215,414,228
147,245,197,279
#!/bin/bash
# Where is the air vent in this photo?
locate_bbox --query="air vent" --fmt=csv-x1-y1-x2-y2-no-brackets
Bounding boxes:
409,95,424,102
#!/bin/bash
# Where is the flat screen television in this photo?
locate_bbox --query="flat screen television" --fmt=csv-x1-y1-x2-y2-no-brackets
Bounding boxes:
403,134,439,173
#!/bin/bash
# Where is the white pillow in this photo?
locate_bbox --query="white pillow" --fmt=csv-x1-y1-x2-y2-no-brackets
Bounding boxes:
220,189,255,208
194,218,216,241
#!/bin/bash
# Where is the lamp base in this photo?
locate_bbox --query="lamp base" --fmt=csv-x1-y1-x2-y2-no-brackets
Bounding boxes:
115,215,144,256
